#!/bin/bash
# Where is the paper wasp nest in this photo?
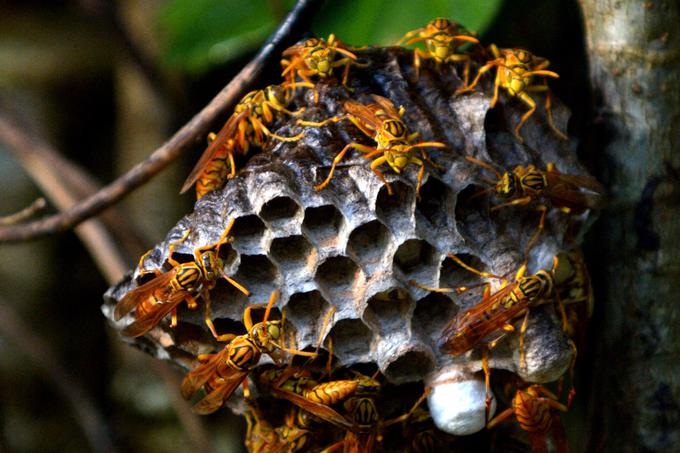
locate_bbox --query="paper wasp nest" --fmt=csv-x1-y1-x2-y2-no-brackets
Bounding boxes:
103,46,588,435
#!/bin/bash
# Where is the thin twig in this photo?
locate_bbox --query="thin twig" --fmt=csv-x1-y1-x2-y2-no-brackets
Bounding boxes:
0,198,47,225
0,0,321,243
0,112,130,283
0,298,117,453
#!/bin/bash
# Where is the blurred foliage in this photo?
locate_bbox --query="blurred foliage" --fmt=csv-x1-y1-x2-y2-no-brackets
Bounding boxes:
158,0,502,74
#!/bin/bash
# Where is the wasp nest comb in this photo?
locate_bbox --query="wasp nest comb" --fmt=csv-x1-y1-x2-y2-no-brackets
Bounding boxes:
104,41,595,444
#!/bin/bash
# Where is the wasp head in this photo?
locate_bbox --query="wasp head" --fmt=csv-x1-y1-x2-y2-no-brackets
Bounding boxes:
496,172,519,198
200,250,221,280
251,320,282,354
265,85,289,108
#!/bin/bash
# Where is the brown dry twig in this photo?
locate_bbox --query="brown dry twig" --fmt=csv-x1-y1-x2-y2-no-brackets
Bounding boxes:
0,197,47,225
0,0,321,243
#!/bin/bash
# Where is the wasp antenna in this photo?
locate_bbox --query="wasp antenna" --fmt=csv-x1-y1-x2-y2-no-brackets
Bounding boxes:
465,156,502,179
263,290,279,323
467,186,494,201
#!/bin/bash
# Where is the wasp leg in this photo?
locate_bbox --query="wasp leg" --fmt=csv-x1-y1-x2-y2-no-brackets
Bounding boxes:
369,155,394,195
515,91,539,143
482,349,492,423
315,143,376,191
524,204,548,261
486,407,514,429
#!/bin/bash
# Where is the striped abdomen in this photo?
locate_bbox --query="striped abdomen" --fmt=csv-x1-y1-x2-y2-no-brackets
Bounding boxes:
304,380,358,405
196,154,229,199
347,396,379,431
513,389,553,434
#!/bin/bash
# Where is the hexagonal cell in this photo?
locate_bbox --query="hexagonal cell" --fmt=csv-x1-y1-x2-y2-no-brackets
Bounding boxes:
383,349,434,384
258,196,301,228
393,239,438,276
362,289,413,335
285,291,333,346
302,204,344,248
233,255,280,300
230,214,267,252
415,177,452,228
209,279,250,321
375,181,415,236
327,318,372,362
346,220,391,273
412,292,457,339
269,235,316,274
454,184,494,243
314,256,365,304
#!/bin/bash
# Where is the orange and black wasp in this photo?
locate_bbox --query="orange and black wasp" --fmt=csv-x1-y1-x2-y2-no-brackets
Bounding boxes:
298,94,446,196
487,384,569,453
437,254,560,365
456,44,566,143
466,156,605,254
181,291,318,415
114,219,249,338
397,17,479,82
244,402,285,453
281,34,365,102
181,85,305,199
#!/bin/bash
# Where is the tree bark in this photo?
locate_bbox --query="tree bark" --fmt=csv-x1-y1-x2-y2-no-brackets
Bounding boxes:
579,1,680,451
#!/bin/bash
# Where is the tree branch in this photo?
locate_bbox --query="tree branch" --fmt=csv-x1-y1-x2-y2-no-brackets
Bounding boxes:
0,0,321,243
579,1,680,451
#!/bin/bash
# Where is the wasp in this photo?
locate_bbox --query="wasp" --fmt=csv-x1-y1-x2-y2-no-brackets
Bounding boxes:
180,291,317,414
397,18,479,82
487,384,569,453
298,94,446,196
275,408,318,453
466,156,605,254
437,254,563,367
244,402,285,453
181,85,305,199
113,220,249,338
281,34,365,102
456,44,566,143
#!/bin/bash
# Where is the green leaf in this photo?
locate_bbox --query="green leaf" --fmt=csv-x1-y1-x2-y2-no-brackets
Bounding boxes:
312,0,503,46
158,0,279,74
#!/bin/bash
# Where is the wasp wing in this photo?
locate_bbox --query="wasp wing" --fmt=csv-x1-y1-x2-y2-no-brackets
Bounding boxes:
439,282,530,354
343,100,384,135
113,269,178,321
543,172,606,210
370,94,402,119
180,346,231,399
271,387,355,432
180,110,249,194
121,288,189,338
192,370,248,415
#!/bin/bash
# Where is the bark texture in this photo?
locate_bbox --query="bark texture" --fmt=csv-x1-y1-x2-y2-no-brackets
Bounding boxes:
580,1,680,451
